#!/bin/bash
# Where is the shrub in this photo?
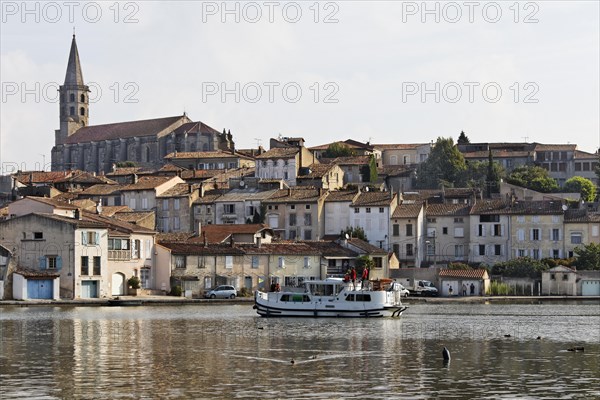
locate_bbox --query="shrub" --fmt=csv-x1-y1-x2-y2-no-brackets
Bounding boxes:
238,287,253,297
487,281,511,296
127,276,141,289
170,285,182,296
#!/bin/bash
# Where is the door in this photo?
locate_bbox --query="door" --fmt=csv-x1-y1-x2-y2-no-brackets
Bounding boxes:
27,279,53,299
245,276,253,290
81,281,98,298
112,273,125,296
582,281,600,296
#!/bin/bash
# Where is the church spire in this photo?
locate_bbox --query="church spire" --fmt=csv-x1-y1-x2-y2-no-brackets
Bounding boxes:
64,34,85,86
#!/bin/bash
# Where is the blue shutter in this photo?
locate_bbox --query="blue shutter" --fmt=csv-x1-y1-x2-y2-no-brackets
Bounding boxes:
39,257,47,270
95,232,100,245
56,256,63,271
82,232,88,245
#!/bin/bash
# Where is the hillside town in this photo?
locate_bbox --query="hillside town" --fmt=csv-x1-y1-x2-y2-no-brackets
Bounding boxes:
1,36,599,301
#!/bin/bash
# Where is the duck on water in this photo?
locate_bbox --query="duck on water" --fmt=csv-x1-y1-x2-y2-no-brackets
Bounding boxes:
253,277,408,318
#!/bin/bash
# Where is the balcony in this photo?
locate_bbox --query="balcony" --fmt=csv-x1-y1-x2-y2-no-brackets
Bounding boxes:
108,250,131,261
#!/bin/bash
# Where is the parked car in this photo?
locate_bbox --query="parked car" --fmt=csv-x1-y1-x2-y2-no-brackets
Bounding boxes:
204,285,237,299
398,283,410,297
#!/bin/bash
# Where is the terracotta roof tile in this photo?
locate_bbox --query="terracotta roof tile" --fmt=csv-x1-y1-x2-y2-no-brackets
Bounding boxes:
120,176,173,191
372,143,427,150
297,163,336,179
439,269,488,279
351,191,395,207
13,171,72,184
157,183,193,198
324,190,360,202
346,238,387,254
160,242,245,255
564,209,600,223
263,188,323,203
81,184,122,196
426,204,471,216
392,203,423,218
256,147,299,159
15,268,60,279
164,150,248,160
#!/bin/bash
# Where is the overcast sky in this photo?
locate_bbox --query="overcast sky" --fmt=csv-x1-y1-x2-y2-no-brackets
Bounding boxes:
1,1,599,172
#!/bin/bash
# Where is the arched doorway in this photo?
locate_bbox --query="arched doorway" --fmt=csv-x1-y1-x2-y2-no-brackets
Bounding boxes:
112,273,126,296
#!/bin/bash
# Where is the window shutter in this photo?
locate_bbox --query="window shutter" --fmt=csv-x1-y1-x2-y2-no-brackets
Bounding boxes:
95,232,100,245
559,229,562,240
530,229,534,241
39,257,46,269
56,256,63,270
82,232,88,245
501,225,505,237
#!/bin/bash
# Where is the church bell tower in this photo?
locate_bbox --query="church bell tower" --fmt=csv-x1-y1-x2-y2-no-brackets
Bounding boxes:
56,34,90,145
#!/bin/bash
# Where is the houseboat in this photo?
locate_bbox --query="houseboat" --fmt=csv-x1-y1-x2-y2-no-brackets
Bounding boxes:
253,278,408,318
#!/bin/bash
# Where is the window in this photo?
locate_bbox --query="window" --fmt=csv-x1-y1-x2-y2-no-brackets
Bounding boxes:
455,245,464,258
354,208,359,213
278,257,285,268
454,218,463,223
379,208,384,213
304,213,312,226
373,257,383,269
563,273,569,281
70,93,75,102
406,244,414,256
532,216,540,223
393,244,400,257
141,198,148,210
517,216,525,223
304,257,310,269
480,215,500,223
592,226,599,237
80,107,85,116
532,229,540,241
494,245,502,256
518,249,526,257
108,238,130,250
224,204,235,214
571,233,582,244
93,256,101,275
304,230,312,240
305,205,311,210
493,224,502,236
290,205,296,210
366,208,371,213
442,227,448,235
45,256,58,270
427,242,435,256
427,228,436,238
145,240,151,259
129,198,136,209
162,200,169,211
552,229,560,241
427,218,436,223
251,256,259,269
174,198,180,210
82,231,99,245
517,229,525,241
207,206,212,215
479,244,486,256
553,249,560,258
532,249,540,260
80,93,85,102
132,240,141,259
550,274,556,280
69,106,75,116
33,232,44,239
454,227,464,238
225,256,233,269
393,224,400,236
406,224,413,236
289,230,297,240
175,255,186,269
289,214,296,226
81,256,89,275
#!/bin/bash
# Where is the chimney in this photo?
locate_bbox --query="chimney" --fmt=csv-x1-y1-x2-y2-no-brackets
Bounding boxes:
256,236,262,248
133,174,138,184
197,221,202,237
96,201,103,215
74,209,81,220
230,235,235,247
202,231,207,247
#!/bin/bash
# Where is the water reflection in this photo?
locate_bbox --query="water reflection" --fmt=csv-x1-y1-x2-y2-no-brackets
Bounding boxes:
0,303,598,399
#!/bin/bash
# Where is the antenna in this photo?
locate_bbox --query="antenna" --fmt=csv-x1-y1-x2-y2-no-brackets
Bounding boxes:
522,136,529,142
254,138,262,147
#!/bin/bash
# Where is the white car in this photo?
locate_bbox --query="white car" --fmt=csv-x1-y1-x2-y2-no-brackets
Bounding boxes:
398,284,410,297
204,285,237,299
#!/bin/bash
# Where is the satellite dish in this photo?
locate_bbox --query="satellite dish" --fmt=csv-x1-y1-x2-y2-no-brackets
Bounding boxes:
562,204,568,211
364,187,369,192
239,180,245,188
345,233,350,239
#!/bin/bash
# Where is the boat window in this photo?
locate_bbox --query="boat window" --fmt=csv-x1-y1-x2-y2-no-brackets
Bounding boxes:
280,294,289,302
345,294,355,301
355,294,371,302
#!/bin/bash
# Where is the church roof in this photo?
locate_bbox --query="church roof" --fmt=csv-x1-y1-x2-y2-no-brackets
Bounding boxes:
64,115,189,144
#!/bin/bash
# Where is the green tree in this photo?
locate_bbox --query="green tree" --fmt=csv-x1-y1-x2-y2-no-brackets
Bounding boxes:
457,130,470,144
323,142,356,158
506,165,559,192
356,255,375,272
491,257,549,278
448,262,472,270
341,226,368,241
416,137,467,189
574,243,600,270
360,155,378,183
486,149,501,197
563,176,596,202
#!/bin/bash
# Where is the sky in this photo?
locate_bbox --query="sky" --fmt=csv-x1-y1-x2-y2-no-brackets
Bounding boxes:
1,1,599,173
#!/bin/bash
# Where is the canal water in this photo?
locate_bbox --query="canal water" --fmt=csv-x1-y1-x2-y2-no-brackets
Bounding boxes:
1,302,599,399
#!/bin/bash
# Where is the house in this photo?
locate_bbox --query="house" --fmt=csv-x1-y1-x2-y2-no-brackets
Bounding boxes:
262,188,328,240
564,207,600,258
164,150,255,171
573,149,599,186
350,190,397,249
79,183,123,206
438,268,490,296
7,196,80,218
212,188,277,225
389,202,425,267
193,224,273,245
156,183,199,232
321,156,372,186
424,203,471,265
372,143,431,166
541,266,578,296
469,200,511,264
255,146,316,186
296,163,344,190
120,175,184,214
192,189,225,226
323,190,360,237
337,237,393,280
309,139,380,160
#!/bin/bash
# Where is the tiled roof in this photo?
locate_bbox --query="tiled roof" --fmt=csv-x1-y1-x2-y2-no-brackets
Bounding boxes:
470,200,564,215
164,150,246,160
160,242,246,255
463,150,531,159
158,163,186,172
23,196,80,209
351,191,395,207
439,269,488,279
240,242,321,256
372,143,427,150
56,171,116,184
120,176,173,191
564,209,600,223
98,206,132,216
113,211,155,224
193,224,272,244
106,167,145,176
574,150,598,159
193,190,226,204
533,143,577,152
300,241,358,257
379,165,415,177
157,183,193,198
15,268,60,279
297,163,337,179
13,171,72,184
65,115,188,144
392,202,423,218
346,238,387,255
81,184,122,196
330,155,371,165
264,188,323,203
470,200,510,214
255,147,299,159
324,190,359,202
82,210,155,234
309,139,374,151
170,121,221,136
180,169,224,180
214,189,277,202
426,204,471,216
156,232,196,243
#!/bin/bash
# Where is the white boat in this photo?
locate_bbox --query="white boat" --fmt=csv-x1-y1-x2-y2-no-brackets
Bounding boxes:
253,278,408,318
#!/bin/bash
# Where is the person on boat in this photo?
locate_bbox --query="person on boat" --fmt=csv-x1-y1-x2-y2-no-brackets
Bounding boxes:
270,281,277,292
275,283,281,292
351,267,357,290
361,267,369,289
343,270,351,283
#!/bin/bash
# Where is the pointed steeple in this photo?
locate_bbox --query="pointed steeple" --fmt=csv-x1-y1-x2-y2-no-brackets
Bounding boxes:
64,34,85,86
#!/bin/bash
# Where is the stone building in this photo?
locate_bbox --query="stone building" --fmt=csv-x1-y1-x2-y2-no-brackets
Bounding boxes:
51,36,234,173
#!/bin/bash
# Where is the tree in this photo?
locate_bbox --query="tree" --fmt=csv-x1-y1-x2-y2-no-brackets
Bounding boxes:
574,243,600,270
486,149,501,197
360,155,378,183
356,255,374,273
563,176,596,202
457,130,470,144
506,165,559,192
323,142,356,158
341,226,368,241
416,137,467,189
491,257,549,278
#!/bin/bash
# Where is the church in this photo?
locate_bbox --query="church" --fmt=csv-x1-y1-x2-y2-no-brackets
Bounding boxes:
51,36,234,173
